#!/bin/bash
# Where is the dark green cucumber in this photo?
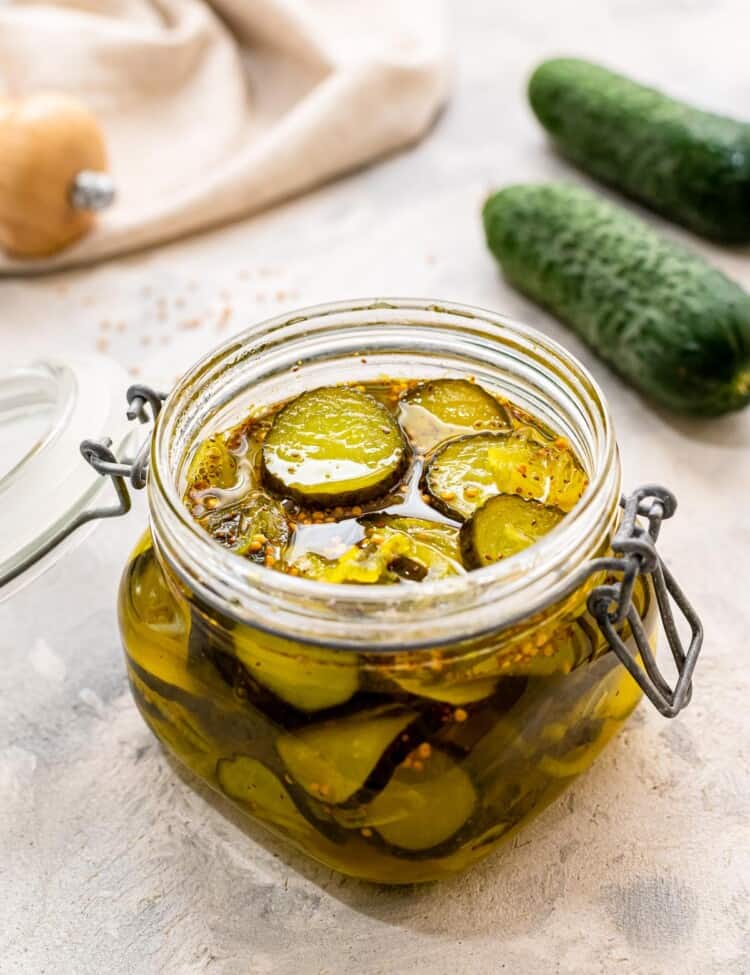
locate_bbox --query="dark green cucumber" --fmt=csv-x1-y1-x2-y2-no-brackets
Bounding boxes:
483,183,750,415
528,58,750,243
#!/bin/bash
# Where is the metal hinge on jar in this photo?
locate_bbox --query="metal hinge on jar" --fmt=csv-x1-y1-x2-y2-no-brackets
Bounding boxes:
583,487,703,719
0,384,165,591
80,385,166,498
64,387,706,719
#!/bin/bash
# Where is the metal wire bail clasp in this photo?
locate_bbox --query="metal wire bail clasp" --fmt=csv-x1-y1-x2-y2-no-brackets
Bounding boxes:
79,384,166,521
0,384,166,592
587,486,703,718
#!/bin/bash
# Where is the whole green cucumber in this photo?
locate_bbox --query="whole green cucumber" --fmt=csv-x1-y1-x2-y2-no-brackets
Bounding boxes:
528,58,750,243
482,183,750,415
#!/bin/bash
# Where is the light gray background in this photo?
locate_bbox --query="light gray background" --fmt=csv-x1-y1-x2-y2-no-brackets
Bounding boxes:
2,2,749,973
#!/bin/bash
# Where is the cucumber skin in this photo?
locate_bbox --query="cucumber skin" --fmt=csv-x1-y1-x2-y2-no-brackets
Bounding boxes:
482,183,750,415
528,58,750,243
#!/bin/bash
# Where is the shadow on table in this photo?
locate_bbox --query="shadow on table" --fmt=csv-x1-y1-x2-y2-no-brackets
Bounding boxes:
650,402,750,447
160,730,641,943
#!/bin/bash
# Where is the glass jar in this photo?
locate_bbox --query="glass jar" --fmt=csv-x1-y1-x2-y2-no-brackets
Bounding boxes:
111,299,699,885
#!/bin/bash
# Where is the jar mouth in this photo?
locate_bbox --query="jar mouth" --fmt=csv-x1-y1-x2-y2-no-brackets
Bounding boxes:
148,298,620,649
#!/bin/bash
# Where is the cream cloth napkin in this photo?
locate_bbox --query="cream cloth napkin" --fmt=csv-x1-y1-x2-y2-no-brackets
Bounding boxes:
0,0,448,273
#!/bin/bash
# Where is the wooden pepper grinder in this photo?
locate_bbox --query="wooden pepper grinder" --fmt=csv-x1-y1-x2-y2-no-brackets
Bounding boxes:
0,92,115,258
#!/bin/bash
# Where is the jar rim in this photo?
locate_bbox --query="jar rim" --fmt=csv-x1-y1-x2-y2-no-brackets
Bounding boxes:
148,298,621,649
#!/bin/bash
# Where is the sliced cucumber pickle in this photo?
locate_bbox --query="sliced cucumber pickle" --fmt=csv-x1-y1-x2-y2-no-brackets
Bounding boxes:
424,433,508,519
233,629,359,712
485,432,588,512
277,708,416,804
383,643,500,705
217,756,312,835
537,745,604,780
184,436,237,504
361,516,465,582
326,532,414,585
292,532,412,584
425,430,588,519
392,673,499,705
129,670,219,781
367,515,462,561
201,491,289,560
291,516,465,584
262,386,408,506
121,537,198,696
181,375,592,625
434,680,529,754
498,622,595,677
400,379,510,450
367,749,477,851
460,494,564,568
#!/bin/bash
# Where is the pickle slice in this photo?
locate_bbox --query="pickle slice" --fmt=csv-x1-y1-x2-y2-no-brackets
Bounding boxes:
291,533,412,584
460,494,564,568
360,516,465,583
424,433,507,519
324,532,414,584
291,516,464,584
233,629,359,713
496,621,597,677
425,430,588,519
121,538,198,697
538,746,604,780
393,675,499,705
485,432,588,513
433,679,529,754
366,515,462,562
399,379,510,450
262,387,408,506
184,436,237,506
366,750,476,851
277,708,416,804
387,652,499,704
217,756,313,836
201,491,289,560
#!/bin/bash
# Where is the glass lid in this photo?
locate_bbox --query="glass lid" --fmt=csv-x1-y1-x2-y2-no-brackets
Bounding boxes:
0,355,134,601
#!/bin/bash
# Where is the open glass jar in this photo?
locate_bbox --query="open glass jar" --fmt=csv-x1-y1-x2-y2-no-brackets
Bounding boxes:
107,300,700,884
4,300,701,885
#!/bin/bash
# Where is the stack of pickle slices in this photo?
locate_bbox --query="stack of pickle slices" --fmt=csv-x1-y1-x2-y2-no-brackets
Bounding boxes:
184,378,589,582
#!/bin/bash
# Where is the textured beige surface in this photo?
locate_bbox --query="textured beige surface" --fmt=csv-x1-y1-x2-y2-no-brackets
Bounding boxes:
1,2,749,973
